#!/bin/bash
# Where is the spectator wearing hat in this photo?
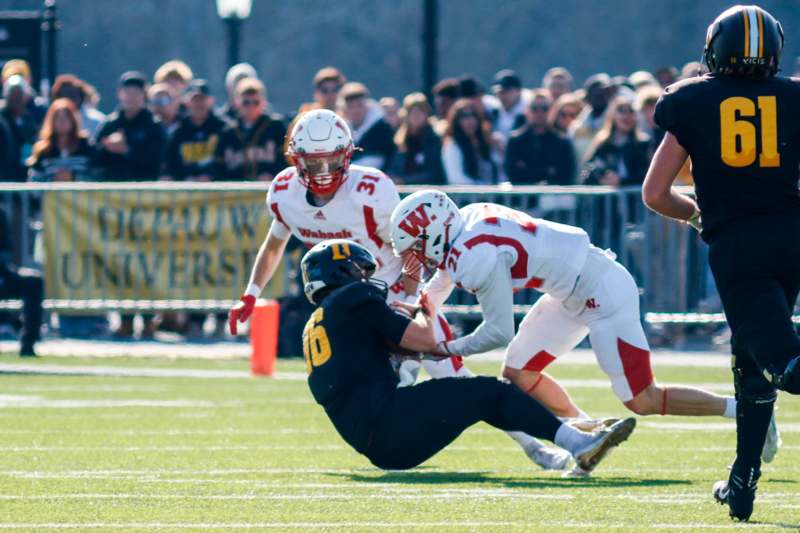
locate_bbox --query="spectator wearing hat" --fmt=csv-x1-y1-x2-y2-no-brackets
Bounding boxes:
27,98,92,182
441,98,497,185
165,80,226,181
504,90,575,185
542,67,574,102
148,83,181,137
52,74,107,138
216,78,286,181
0,75,40,181
154,60,193,97
220,63,258,122
339,82,395,171
388,92,444,185
490,69,528,144
93,71,167,180
569,73,613,161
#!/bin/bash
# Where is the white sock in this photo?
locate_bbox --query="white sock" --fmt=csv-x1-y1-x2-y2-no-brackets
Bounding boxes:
554,423,591,455
507,431,543,451
723,397,737,419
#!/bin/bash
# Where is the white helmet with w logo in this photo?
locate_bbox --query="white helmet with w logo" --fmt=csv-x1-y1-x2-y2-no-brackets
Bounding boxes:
389,189,464,279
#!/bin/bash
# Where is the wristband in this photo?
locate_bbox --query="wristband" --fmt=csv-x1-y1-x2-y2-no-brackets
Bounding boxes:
244,283,262,298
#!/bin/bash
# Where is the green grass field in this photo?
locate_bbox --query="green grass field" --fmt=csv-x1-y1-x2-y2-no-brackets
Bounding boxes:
0,352,798,532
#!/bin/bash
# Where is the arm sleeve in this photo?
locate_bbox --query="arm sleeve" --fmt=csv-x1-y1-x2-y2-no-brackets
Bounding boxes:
424,268,455,310
353,290,412,345
447,254,516,356
442,142,473,185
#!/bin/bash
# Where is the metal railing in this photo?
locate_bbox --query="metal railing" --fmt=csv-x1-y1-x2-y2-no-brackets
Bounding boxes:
0,181,714,324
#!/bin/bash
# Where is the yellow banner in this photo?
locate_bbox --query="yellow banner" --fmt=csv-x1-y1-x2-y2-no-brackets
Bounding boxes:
42,190,282,301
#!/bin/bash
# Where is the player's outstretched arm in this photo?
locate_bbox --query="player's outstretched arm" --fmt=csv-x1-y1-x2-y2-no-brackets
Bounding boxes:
394,298,438,354
643,133,699,225
228,228,289,335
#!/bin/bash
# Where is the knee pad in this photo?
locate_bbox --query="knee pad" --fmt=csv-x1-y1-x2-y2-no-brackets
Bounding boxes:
733,367,777,405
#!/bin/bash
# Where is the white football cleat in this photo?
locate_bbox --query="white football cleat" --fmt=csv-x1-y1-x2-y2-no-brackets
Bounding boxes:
562,465,591,478
572,417,636,474
761,411,781,464
525,444,572,471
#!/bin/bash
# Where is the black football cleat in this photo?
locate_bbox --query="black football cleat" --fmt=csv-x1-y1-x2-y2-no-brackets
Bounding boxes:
713,465,760,521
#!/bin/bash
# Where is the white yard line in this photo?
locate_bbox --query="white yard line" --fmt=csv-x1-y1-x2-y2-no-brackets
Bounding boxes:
0,522,784,530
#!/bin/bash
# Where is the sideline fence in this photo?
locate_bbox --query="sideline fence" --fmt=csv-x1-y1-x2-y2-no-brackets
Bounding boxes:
0,182,716,325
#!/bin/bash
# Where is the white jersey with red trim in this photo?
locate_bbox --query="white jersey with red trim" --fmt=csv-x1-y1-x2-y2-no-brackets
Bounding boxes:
445,203,591,300
266,164,403,290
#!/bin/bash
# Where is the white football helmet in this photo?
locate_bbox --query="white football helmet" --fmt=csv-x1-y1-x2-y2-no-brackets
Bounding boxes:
390,189,464,280
287,109,354,195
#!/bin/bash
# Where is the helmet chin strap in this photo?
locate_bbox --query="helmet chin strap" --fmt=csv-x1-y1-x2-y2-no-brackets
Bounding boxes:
438,224,452,269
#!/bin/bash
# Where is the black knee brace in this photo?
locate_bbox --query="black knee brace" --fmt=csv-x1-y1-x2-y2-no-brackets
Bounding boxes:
733,365,777,405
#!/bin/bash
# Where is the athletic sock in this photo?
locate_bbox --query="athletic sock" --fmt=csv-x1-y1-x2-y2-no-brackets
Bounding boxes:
554,423,592,455
735,396,774,468
506,431,541,451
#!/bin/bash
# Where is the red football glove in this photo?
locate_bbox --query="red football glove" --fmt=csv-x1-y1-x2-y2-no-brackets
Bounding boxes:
228,295,256,335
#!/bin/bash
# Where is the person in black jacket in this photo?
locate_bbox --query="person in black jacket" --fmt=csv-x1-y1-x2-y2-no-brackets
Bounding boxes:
0,208,42,356
93,71,166,181
504,90,576,185
388,92,444,185
216,78,286,181
165,80,226,181
582,96,651,187
340,82,395,171
27,98,92,182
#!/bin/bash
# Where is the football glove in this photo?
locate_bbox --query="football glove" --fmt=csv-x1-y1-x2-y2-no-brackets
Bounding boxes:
228,294,256,335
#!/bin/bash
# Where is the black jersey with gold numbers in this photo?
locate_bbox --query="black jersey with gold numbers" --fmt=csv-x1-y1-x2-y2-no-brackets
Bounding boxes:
302,282,410,453
655,73,800,241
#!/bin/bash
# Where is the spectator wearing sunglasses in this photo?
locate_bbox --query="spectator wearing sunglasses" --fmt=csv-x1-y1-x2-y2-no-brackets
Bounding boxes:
216,78,286,181
581,96,650,187
441,98,497,185
504,90,576,185
148,83,181,137
548,93,583,135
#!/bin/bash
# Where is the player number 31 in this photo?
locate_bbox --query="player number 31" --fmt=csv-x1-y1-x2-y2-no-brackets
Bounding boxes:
719,96,781,168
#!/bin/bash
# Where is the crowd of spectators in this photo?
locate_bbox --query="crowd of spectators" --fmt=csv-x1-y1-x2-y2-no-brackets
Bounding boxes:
7,56,790,188
2,55,800,345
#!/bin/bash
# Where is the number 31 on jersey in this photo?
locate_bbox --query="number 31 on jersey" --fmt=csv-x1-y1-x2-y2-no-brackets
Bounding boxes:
720,96,780,168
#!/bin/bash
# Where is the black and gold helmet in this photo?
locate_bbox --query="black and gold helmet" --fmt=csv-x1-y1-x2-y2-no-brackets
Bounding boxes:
703,5,783,79
300,239,386,305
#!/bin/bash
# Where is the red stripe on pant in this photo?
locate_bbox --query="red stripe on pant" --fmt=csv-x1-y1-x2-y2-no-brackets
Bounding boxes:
522,350,556,372
437,315,463,371
617,338,654,397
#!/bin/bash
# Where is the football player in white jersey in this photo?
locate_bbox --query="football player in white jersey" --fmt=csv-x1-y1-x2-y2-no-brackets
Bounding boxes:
390,190,780,468
228,109,571,470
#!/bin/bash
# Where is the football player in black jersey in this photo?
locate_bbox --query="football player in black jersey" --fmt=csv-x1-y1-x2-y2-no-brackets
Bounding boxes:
299,239,636,473
642,4,800,521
